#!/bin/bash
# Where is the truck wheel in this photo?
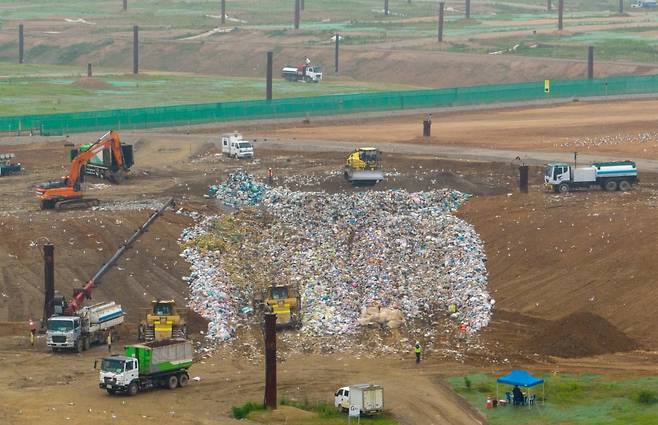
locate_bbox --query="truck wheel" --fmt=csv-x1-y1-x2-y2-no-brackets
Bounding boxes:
166,375,179,390
106,389,116,395
558,183,569,194
618,180,631,191
178,374,189,388
604,180,618,191
127,382,139,396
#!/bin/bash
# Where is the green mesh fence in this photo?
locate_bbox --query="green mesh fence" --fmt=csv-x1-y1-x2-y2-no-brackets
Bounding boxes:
1,75,657,136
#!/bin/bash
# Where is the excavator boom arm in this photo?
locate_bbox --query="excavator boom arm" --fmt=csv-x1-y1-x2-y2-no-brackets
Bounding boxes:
68,130,124,189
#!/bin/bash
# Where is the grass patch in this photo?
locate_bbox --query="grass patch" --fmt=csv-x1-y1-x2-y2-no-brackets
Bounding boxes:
448,373,658,425
231,401,265,419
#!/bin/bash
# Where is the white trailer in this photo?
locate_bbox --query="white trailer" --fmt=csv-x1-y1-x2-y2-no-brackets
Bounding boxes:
334,384,384,415
544,160,638,193
47,301,124,352
220,132,254,159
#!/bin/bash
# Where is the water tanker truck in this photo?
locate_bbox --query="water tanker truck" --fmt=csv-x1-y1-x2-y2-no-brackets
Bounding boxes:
544,160,638,193
47,301,124,352
98,339,193,396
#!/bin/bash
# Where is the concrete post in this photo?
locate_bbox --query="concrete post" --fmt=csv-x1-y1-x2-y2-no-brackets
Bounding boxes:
264,313,277,409
587,46,594,80
123,0,127,11
335,33,339,73
301,0,305,11
547,0,551,11
266,51,273,101
294,0,300,29
43,244,55,323
519,166,529,193
18,24,24,64
385,0,389,16
133,25,139,74
558,0,564,31
619,0,624,14
221,0,226,24
87,63,92,77
438,2,445,42
465,0,471,19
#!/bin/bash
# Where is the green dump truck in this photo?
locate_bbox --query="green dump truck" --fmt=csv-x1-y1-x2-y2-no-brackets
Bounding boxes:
70,142,134,182
97,339,193,396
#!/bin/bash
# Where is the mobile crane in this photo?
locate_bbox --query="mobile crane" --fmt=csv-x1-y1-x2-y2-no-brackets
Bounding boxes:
36,130,130,210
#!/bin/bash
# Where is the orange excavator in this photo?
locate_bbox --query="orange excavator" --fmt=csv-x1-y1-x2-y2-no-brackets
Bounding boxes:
36,130,129,210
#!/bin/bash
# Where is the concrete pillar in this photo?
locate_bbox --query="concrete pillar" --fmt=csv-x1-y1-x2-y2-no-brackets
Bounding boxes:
43,244,55,323
264,313,277,409
266,51,273,101
133,25,139,74
294,0,300,29
519,166,529,193
221,0,226,24
438,2,445,42
335,33,340,73
587,46,594,80
18,24,24,64
558,0,564,31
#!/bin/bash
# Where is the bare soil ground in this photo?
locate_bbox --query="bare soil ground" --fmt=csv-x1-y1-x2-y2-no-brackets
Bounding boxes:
1,99,657,424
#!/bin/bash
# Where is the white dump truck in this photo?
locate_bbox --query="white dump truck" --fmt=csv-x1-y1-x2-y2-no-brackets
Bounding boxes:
281,63,322,83
334,384,384,415
544,160,638,193
47,301,124,352
221,132,254,159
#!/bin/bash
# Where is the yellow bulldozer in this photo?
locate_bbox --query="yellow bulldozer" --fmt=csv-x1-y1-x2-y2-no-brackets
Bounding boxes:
343,147,384,186
138,300,187,342
255,285,301,329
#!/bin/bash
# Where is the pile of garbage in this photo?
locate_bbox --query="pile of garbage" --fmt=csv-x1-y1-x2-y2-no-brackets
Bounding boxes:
181,171,493,349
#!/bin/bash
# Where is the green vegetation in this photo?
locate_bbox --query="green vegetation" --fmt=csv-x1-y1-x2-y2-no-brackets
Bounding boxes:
448,373,658,425
231,401,265,419
0,63,422,116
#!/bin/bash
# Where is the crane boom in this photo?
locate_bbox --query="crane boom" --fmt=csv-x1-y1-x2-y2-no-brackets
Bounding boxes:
64,197,176,315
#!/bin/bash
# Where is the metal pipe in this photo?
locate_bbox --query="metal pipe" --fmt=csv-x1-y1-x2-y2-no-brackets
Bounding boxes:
264,313,277,409
65,198,175,314
266,51,273,101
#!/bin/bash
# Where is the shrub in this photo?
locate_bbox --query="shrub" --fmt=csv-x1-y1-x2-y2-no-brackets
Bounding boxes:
464,376,472,391
231,401,264,419
634,390,658,405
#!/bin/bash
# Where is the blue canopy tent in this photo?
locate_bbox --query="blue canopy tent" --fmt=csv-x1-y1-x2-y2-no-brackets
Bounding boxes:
496,370,545,406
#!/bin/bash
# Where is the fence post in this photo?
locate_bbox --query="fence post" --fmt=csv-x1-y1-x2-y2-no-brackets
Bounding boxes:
18,24,24,64
221,0,226,24
587,46,594,80
438,2,445,42
266,51,273,101
133,25,139,74
558,0,564,31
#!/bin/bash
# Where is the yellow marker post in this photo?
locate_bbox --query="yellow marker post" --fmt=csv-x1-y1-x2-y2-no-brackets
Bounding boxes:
544,80,551,94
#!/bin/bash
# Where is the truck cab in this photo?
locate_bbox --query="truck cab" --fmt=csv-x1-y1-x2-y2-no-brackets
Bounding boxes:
544,163,571,188
99,355,139,395
334,384,384,415
47,316,81,350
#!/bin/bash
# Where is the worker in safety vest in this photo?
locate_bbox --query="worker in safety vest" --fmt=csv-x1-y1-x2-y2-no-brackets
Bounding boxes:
414,341,422,363
29,318,36,346
268,168,273,185
106,332,112,353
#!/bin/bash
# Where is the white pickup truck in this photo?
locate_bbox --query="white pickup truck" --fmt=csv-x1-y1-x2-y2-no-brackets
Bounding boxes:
335,384,384,415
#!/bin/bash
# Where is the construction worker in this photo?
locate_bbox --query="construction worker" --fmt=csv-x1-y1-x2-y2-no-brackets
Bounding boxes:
29,318,36,347
414,341,422,363
106,332,112,353
268,168,273,185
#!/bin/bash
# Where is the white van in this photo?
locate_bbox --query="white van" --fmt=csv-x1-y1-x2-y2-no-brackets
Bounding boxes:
334,384,384,415
221,132,254,159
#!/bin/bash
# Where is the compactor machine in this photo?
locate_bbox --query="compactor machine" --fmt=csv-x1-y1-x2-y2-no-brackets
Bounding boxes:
344,147,384,186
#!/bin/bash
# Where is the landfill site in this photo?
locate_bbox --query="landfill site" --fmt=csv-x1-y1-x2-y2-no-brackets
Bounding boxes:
0,97,656,425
